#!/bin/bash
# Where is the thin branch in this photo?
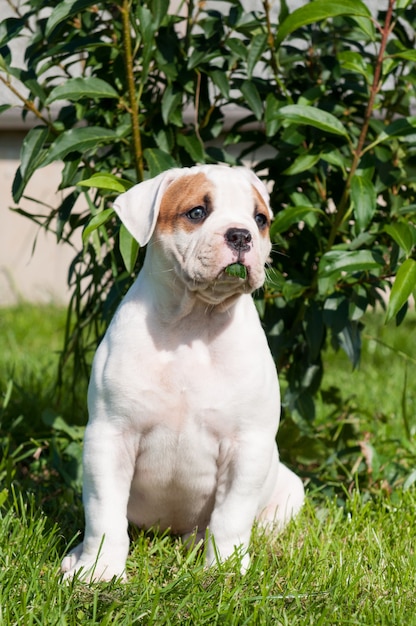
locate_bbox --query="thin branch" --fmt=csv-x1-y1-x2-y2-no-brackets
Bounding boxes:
120,0,144,182
262,0,290,98
326,0,396,250
6,0,22,16
194,70,204,147
185,0,195,51
0,73,53,128
263,0,280,79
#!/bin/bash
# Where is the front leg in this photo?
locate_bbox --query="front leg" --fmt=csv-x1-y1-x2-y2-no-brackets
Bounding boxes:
206,434,273,573
61,422,136,582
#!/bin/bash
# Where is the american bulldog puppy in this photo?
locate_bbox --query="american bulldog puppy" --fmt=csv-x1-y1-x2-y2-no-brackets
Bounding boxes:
61,165,304,581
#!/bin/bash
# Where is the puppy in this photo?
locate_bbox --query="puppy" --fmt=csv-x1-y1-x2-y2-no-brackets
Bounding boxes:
61,165,304,581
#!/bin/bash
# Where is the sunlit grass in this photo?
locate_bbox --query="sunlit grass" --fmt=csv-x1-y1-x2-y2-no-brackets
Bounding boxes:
0,488,415,624
0,303,66,376
319,312,416,428
0,304,415,624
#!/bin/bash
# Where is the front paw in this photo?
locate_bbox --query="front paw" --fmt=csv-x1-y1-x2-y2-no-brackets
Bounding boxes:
61,542,127,583
206,540,250,574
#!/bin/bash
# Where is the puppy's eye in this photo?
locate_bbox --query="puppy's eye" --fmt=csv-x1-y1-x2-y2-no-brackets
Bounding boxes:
186,206,207,222
255,213,268,230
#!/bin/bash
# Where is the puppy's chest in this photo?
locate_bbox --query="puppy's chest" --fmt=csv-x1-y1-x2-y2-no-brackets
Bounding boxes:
158,340,211,391
150,341,236,431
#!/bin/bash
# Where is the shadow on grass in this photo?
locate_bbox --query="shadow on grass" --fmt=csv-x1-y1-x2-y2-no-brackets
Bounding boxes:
1,347,87,539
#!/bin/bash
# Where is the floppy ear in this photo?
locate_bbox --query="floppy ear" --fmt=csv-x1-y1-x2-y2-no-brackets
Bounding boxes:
242,168,273,219
112,168,185,246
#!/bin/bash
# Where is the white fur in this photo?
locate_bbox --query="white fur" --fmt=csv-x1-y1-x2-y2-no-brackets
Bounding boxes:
61,165,304,582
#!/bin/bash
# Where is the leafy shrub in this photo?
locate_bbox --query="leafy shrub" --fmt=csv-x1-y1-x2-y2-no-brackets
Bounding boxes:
1,0,415,446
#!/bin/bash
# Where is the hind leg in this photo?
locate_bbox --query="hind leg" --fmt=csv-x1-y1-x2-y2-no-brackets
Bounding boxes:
257,460,304,530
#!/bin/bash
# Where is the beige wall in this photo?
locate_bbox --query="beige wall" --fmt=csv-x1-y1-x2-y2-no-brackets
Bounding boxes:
0,130,80,305
0,0,76,304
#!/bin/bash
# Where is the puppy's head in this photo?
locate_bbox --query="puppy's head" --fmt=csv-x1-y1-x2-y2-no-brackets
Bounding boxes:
113,165,273,305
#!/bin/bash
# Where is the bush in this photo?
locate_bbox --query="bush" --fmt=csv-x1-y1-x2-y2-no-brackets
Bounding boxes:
1,0,415,439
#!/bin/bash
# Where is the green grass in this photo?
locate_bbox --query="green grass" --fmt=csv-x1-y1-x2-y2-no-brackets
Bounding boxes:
1,304,415,624
1,489,415,624
277,312,416,499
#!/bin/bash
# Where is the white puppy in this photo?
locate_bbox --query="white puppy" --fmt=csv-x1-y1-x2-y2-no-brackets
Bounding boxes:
61,164,304,581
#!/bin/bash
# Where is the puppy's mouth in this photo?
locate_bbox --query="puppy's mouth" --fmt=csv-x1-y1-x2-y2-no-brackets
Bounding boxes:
223,262,248,280
180,258,268,308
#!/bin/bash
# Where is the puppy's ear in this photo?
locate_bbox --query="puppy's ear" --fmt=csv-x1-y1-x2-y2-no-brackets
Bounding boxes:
242,168,273,219
113,168,184,246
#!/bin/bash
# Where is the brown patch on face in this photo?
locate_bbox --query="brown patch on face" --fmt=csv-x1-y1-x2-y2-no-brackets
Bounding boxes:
252,186,271,238
156,173,215,235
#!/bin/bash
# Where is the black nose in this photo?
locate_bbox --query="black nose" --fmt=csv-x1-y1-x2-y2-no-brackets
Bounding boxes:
225,228,252,251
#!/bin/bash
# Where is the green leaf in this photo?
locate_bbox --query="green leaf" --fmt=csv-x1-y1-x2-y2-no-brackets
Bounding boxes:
275,104,349,138
136,5,156,79
384,223,415,257
317,273,339,297
137,5,155,40
320,148,347,172
77,173,132,193
19,126,49,181
13,126,50,202
390,50,416,62
283,153,321,175
42,127,119,167
319,250,382,277
82,207,114,243
247,33,267,79
350,175,376,232
241,80,263,120
46,77,118,104
227,38,248,60
119,224,139,273
323,294,349,333
366,117,416,151
42,410,84,440
148,0,169,29
386,259,416,323
271,205,324,237
265,93,281,137
210,70,230,99
187,49,209,70
161,84,183,125
45,0,99,36
338,321,362,369
338,50,370,79
225,263,247,279
177,133,206,163
349,15,375,40
282,281,308,301
0,17,26,47
384,118,416,138
275,0,372,47
0,54,8,72
60,158,82,188
143,148,177,178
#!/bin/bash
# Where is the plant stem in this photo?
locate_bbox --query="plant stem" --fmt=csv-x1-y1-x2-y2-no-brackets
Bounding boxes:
0,74,52,129
120,0,144,182
262,0,290,98
194,70,203,146
263,1,279,79
326,0,396,250
185,0,194,50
